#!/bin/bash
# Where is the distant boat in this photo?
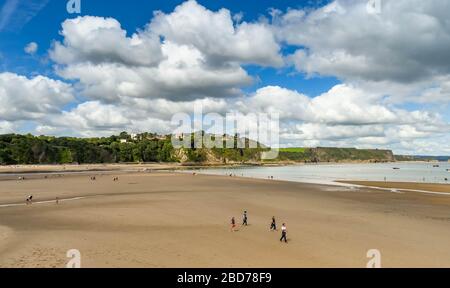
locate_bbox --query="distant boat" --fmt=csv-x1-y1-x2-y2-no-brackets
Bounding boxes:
393,167,400,170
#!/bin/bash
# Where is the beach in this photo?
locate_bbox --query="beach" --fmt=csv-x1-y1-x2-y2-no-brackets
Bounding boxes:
1,170,450,267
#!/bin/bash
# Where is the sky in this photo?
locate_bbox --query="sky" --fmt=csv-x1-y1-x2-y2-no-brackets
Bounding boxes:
0,0,449,155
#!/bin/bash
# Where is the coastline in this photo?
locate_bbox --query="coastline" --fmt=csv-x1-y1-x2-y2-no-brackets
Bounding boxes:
0,159,445,175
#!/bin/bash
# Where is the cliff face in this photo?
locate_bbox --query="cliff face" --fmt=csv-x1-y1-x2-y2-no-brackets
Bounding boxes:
312,147,395,162
173,147,263,165
278,147,395,163
173,147,396,164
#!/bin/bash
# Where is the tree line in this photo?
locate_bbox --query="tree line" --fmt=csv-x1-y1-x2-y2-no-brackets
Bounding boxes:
0,132,174,165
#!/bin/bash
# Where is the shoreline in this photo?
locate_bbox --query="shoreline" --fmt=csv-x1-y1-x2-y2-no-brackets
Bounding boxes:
338,180,450,194
2,163,449,195
1,160,448,175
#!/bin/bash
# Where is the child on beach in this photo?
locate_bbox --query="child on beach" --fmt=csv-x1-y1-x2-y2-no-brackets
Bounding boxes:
26,195,33,205
280,223,287,243
230,217,236,232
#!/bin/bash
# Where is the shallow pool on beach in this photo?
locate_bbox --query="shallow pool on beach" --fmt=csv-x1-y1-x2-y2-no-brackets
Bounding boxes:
194,162,450,185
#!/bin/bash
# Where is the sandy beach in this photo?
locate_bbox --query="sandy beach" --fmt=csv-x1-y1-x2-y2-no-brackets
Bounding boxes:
0,163,180,175
1,170,450,268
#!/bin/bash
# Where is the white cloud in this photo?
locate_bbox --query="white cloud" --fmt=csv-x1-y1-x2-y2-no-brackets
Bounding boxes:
0,72,74,121
24,42,38,55
0,120,15,134
276,0,450,83
50,16,163,67
236,84,449,154
150,0,282,67
50,7,266,102
242,84,442,126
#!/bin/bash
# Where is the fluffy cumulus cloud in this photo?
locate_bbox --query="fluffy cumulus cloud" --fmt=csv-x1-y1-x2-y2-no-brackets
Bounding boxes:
149,0,283,67
0,72,73,121
242,85,443,126
276,0,450,83
50,16,163,67
239,84,449,151
49,0,282,102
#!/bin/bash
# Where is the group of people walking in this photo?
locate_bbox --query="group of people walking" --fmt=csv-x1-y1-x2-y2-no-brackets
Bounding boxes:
231,211,288,243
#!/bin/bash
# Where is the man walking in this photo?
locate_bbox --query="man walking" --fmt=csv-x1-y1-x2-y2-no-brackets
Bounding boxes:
242,211,248,226
270,216,277,231
280,223,288,243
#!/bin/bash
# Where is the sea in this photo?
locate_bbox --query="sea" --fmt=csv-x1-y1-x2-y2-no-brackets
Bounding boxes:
192,162,450,186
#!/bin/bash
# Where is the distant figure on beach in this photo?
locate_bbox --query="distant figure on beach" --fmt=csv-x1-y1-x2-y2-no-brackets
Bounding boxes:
280,223,288,243
90,176,96,181
230,217,236,232
242,211,248,226
56,197,59,205
113,177,119,181
26,195,33,204
270,216,277,231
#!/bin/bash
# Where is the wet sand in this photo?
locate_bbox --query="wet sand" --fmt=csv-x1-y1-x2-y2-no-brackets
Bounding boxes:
339,181,450,194
1,172,450,267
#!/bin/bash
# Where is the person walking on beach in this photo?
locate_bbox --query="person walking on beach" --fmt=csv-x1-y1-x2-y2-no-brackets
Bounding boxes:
230,217,236,232
242,211,248,226
270,216,277,231
280,223,288,243
26,195,33,205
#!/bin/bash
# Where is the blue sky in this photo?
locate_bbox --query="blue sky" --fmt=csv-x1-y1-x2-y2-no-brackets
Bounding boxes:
0,0,449,155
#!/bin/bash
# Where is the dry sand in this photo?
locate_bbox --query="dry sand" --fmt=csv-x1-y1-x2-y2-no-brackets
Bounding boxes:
1,171,450,268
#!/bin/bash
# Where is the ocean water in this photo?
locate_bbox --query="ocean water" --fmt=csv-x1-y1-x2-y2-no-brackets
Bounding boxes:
194,162,450,186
